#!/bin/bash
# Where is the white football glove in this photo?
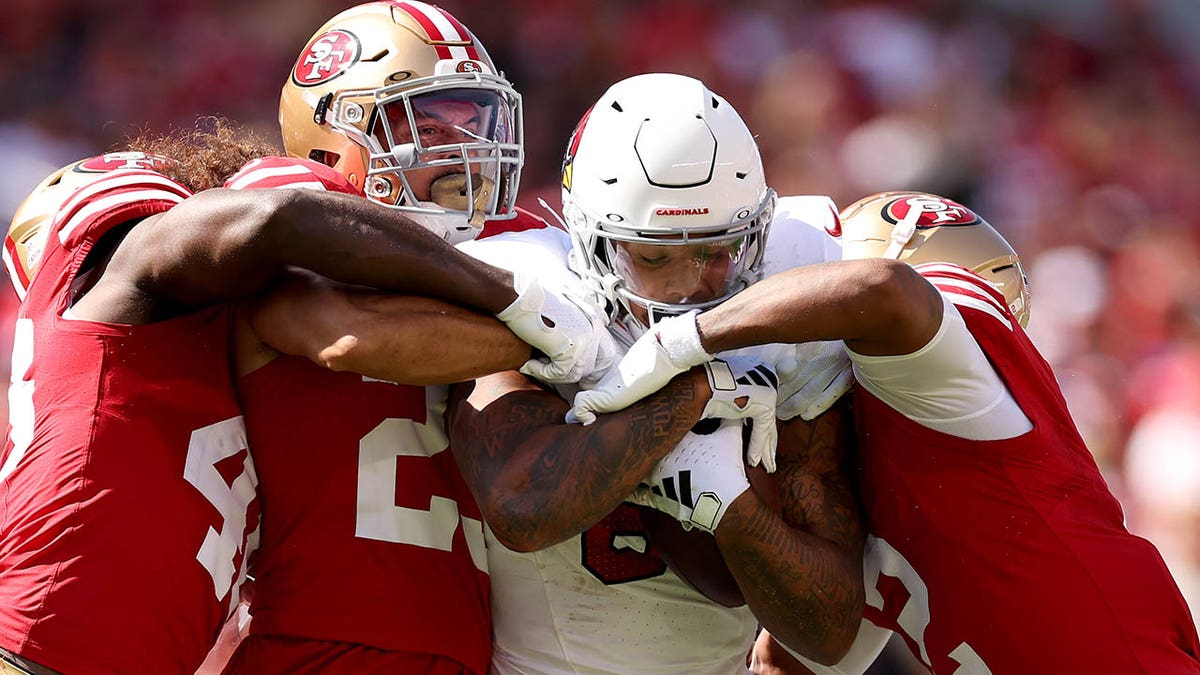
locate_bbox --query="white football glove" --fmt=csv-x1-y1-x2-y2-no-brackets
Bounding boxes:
773,341,853,421
630,418,751,533
570,311,711,424
498,272,617,385
701,356,779,473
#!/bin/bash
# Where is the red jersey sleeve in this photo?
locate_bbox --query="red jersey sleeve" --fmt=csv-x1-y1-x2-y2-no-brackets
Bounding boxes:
53,169,191,250
223,157,360,195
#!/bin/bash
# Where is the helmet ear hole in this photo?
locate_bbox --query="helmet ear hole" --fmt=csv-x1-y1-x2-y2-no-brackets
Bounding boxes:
308,150,340,167
366,176,394,199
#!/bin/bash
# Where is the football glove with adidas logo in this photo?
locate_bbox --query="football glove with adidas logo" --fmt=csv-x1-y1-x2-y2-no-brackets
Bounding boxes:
700,356,780,472
630,417,752,533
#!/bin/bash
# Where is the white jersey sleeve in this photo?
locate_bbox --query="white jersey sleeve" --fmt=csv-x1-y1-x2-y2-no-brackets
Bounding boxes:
754,196,853,420
847,285,1032,441
761,195,843,277
457,226,575,282
773,617,894,675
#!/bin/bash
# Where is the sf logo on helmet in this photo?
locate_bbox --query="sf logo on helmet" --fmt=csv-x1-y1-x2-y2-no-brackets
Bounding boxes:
81,153,171,173
884,195,981,228
293,30,361,86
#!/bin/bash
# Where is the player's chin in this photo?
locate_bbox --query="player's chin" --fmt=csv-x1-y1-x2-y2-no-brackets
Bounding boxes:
638,505,745,608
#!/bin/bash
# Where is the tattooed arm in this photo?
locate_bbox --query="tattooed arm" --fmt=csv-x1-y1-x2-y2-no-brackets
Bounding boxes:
714,399,865,665
447,369,711,552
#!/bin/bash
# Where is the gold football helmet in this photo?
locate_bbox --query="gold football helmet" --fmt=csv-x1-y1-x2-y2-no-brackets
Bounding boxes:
4,152,170,300
839,191,1031,327
279,0,523,242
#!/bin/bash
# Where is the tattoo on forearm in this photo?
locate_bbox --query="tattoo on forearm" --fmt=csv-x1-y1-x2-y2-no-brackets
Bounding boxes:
453,373,705,549
717,403,865,655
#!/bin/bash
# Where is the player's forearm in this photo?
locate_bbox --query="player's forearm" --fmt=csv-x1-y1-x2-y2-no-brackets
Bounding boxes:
319,296,530,384
262,189,519,313
141,188,517,312
715,492,864,665
697,258,938,357
455,370,711,552
248,277,528,382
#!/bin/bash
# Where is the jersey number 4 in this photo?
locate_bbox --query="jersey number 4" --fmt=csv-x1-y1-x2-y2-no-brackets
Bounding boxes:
184,417,258,605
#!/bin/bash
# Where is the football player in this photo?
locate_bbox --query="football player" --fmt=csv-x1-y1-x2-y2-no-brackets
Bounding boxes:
446,73,865,673
215,3,614,673
0,115,605,675
577,191,1200,673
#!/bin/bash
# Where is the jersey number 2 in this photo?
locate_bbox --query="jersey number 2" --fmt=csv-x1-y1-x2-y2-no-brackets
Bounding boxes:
354,415,486,572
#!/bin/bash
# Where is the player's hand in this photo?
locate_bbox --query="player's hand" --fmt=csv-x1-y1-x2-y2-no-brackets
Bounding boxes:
700,356,780,472
772,341,852,421
631,418,751,533
570,311,712,424
498,272,617,385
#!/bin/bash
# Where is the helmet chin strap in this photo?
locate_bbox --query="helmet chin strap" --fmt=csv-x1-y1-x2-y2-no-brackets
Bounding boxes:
388,142,498,227
883,201,926,259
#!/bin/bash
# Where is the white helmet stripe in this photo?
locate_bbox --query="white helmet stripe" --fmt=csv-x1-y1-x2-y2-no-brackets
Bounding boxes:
917,262,1015,329
916,262,1010,308
393,1,479,61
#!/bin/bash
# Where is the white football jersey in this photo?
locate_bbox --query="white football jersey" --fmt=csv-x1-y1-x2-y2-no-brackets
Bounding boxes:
488,523,757,675
463,197,843,674
762,195,843,278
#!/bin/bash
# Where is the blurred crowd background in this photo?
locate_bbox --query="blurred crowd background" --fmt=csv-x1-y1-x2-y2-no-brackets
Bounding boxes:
4,0,1200,671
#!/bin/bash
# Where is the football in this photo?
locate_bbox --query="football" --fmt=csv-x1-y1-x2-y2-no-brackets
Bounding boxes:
640,505,744,607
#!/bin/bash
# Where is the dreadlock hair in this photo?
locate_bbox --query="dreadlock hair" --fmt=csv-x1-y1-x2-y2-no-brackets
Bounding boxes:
123,116,279,192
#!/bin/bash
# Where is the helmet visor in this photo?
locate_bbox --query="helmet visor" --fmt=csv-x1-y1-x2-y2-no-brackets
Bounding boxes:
606,234,753,307
375,88,517,152
364,82,522,221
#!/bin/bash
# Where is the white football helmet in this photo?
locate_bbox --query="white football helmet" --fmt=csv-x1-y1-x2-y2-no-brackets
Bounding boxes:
839,191,1031,327
280,0,523,243
560,73,775,333
4,152,171,300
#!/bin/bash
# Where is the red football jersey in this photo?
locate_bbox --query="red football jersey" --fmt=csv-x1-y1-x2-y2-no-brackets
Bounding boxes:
224,158,548,675
854,264,1200,674
234,359,491,674
0,168,259,674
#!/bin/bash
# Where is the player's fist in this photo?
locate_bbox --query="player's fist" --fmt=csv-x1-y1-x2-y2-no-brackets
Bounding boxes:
499,272,617,385
570,311,711,424
633,418,752,533
701,356,780,472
